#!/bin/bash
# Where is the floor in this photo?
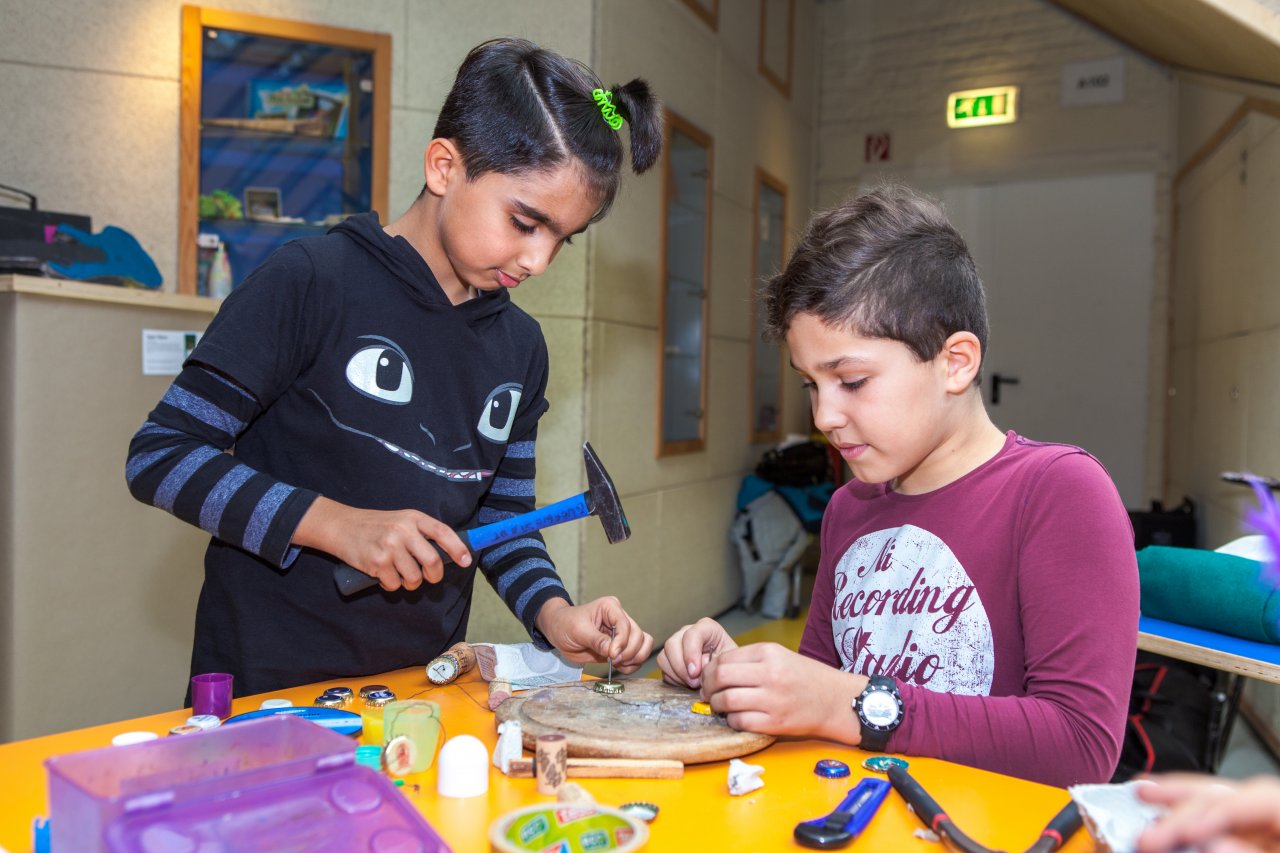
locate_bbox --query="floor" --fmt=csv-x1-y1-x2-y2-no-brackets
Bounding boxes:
634,600,1280,780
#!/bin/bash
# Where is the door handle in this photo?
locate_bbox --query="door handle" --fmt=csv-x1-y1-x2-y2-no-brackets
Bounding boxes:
991,373,1020,406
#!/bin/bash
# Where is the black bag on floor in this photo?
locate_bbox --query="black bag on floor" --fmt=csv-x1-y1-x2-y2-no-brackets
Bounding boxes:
755,441,831,487
1111,651,1219,782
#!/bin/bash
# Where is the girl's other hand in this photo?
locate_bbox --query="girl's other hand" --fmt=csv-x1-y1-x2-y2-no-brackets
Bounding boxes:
656,618,738,690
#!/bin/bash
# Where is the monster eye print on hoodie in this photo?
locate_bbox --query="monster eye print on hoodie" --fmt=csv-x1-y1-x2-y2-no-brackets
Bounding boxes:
309,334,522,483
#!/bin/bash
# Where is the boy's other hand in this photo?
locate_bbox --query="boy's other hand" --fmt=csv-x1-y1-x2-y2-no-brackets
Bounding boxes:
700,643,862,741
1136,773,1280,853
536,597,654,672
657,618,738,689
293,496,472,591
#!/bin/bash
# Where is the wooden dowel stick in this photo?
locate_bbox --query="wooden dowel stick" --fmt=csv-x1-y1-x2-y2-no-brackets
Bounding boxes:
506,756,684,779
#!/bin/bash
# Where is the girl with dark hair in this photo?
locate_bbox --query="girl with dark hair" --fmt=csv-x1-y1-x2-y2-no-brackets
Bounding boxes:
126,38,662,696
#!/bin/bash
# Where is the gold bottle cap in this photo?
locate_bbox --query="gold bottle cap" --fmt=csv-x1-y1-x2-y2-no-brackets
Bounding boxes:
593,680,624,695
314,694,343,708
364,689,397,707
359,684,390,699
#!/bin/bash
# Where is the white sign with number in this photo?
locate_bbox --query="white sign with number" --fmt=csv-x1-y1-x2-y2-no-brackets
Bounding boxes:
1061,57,1125,106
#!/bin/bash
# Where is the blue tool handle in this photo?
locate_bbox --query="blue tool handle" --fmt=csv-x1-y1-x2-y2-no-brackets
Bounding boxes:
467,492,591,550
794,777,891,849
333,493,591,595
332,530,475,596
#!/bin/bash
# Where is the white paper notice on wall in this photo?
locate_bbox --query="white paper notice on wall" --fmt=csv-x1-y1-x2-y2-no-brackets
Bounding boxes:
142,329,202,376
1061,57,1125,106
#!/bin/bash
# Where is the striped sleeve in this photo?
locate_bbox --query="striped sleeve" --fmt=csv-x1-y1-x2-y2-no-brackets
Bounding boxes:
125,364,318,567
477,433,572,649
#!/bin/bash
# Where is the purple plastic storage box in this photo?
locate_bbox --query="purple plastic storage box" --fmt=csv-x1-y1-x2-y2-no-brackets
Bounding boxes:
44,714,450,852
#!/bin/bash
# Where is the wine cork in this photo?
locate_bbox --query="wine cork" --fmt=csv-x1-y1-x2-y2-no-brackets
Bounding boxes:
488,678,512,710
535,733,567,795
447,642,477,676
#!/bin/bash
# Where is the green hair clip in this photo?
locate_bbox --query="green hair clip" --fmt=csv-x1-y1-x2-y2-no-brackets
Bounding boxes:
592,88,624,131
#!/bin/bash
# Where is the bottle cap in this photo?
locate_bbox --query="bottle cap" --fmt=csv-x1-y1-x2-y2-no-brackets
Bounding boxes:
259,698,293,710
314,694,344,708
619,802,660,822
359,684,390,699
384,735,419,777
862,755,909,774
814,758,851,778
690,701,713,715
111,731,159,746
364,689,396,707
592,681,624,695
324,686,354,704
185,714,222,730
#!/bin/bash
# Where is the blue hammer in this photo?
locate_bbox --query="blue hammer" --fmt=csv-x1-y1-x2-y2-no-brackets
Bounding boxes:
333,442,630,596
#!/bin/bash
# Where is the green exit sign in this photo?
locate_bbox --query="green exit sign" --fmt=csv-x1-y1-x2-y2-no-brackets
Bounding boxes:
947,86,1019,128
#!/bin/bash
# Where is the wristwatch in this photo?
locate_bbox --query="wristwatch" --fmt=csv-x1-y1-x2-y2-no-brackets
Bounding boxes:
853,675,903,753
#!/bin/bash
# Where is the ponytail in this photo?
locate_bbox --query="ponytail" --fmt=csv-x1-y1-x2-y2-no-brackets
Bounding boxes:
610,79,662,175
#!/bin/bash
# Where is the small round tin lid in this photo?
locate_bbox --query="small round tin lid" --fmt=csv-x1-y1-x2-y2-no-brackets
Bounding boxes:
384,735,419,777
314,694,344,708
862,755,909,774
324,686,354,699
185,714,222,730
111,731,159,746
364,689,397,706
359,684,390,699
619,802,660,822
813,759,851,778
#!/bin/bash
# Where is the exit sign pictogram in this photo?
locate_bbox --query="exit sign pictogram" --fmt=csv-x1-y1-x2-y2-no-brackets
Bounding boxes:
947,86,1019,128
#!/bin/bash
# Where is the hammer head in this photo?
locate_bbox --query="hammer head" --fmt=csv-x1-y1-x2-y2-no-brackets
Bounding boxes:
582,442,630,544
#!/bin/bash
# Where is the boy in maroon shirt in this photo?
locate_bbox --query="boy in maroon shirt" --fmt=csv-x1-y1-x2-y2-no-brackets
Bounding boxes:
659,185,1138,786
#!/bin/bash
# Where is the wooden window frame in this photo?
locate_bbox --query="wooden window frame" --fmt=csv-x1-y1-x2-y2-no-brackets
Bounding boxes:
758,0,795,98
679,0,720,31
750,168,788,445
179,5,390,295
657,110,714,458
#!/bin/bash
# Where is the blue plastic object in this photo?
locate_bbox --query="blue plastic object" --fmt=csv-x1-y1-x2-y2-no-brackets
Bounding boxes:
794,777,891,849
223,705,362,737
47,224,162,288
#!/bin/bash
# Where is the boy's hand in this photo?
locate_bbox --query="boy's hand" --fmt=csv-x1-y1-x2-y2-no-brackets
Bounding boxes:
293,496,472,591
535,597,653,672
700,643,865,741
1136,773,1280,853
657,618,738,689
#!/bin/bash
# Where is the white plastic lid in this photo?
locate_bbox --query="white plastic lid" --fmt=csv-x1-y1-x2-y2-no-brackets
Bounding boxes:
259,698,294,710
111,731,159,746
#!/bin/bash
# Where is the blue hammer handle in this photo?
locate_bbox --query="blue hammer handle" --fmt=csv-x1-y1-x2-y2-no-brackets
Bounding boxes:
333,492,592,595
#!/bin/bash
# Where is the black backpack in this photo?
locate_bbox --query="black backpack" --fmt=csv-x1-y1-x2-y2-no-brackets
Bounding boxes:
1111,651,1223,781
755,441,832,487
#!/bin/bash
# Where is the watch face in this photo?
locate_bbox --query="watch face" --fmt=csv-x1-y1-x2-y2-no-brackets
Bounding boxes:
861,690,901,728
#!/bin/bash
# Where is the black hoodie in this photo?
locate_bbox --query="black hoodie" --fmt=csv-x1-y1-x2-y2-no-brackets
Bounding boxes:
138,213,566,694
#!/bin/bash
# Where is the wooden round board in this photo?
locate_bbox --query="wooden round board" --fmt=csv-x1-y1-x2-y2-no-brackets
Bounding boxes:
493,679,775,764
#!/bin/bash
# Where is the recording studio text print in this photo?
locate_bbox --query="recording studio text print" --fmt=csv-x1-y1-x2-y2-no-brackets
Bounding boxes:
830,524,994,695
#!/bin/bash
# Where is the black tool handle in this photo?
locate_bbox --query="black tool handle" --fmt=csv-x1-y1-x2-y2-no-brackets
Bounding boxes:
332,531,474,596
886,764,990,853
1025,802,1082,853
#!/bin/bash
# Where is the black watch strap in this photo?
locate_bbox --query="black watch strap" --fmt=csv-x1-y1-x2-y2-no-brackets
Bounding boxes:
856,675,900,753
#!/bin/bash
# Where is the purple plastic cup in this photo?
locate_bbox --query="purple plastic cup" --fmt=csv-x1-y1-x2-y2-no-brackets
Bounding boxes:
191,672,234,719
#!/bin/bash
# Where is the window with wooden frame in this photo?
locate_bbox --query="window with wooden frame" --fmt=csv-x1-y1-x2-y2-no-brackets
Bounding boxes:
751,169,787,444
680,0,719,30
179,6,390,295
758,0,795,98
658,111,714,457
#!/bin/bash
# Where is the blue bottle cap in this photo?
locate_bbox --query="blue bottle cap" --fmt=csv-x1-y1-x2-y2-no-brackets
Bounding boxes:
814,758,851,778
861,755,909,774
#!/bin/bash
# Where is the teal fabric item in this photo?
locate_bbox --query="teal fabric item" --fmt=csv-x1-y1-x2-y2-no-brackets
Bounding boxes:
1137,545,1280,644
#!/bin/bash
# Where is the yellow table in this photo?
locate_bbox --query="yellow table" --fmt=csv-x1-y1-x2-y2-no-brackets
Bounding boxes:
0,666,1090,852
